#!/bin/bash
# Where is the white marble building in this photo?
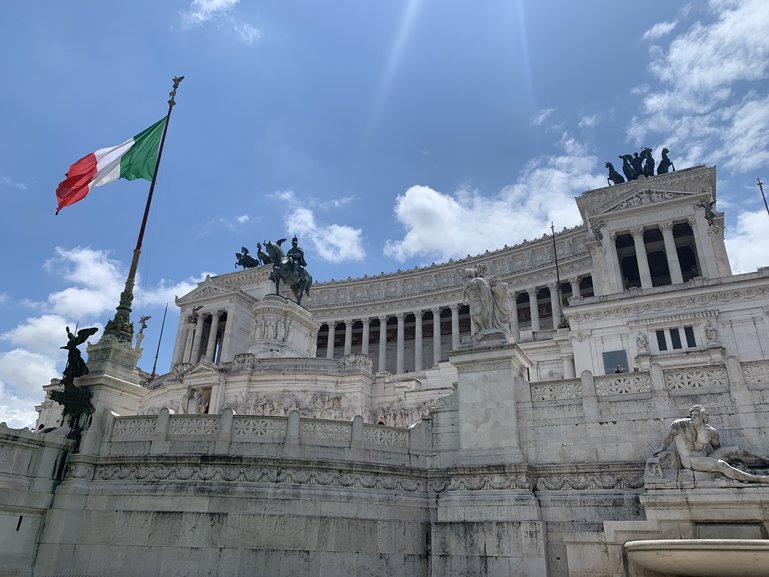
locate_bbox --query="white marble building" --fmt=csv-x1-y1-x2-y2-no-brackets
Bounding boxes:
5,165,769,577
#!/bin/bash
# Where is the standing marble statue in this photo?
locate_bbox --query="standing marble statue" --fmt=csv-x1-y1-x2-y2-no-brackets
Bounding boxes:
462,264,513,339
654,405,769,483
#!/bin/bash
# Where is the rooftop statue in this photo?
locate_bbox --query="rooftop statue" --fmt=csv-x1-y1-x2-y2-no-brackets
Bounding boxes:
235,246,260,269
605,162,625,186
657,147,675,174
264,236,313,305
697,199,717,229
620,154,637,181
654,405,769,483
461,263,513,340
50,326,99,426
641,147,655,177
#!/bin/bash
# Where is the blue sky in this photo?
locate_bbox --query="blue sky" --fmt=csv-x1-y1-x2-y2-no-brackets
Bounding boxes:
2,0,769,427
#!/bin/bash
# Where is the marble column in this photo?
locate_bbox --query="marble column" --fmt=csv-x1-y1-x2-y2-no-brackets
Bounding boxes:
689,218,709,278
218,312,231,362
510,291,520,340
326,322,336,359
528,288,540,332
450,305,460,350
396,313,405,374
549,282,561,328
361,318,370,356
182,320,195,364
204,311,221,363
414,311,423,372
602,230,623,292
190,315,205,364
660,222,683,284
569,278,580,300
631,227,652,289
344,320,353,356
562,354,576,379
432,308,442,365
378,316,387,372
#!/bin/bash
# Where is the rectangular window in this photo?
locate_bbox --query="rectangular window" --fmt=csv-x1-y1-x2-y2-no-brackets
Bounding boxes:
656,330,667,351
684,326,696,347
670,328,682,349
602,350,628,375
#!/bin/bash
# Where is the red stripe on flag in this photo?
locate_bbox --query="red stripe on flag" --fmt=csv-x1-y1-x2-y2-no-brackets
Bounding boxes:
55,152,99,214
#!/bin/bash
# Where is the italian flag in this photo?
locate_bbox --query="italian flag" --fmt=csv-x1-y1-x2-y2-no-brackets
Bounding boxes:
55,117,167,214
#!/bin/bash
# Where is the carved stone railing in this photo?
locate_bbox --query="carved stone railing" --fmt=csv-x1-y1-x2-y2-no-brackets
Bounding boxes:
111,415,158,439
594,373,652,397
664,365,728,394
530,379,583,402
169,415,220,435
363,425,409,448
232,416,287,439
743,360,769,389
108,410,414,463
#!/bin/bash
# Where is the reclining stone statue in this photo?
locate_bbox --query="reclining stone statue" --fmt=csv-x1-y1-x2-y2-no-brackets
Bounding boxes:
653,405,769,483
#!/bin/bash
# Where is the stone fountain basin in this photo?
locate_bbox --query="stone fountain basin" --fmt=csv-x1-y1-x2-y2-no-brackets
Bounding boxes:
624,539,769,577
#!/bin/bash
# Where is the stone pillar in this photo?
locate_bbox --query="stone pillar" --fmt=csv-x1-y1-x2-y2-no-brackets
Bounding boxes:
510,291,520,340
396,313,405,374
171,313,189,365
527,288,540,332
689,218,709,278
432,307,442,365
326,322,336,359
562,354,576,379
361,318,370,356
204,311,221,363
569,278,580,301
190,314,204,363
378,316,388,372
449,305,460,351
660,222,684,284
344,320,353,356
414,311,423,372
548,282,561,328
181,319,195,364
218,312,231,362
631,227,652,289
603,230,623,292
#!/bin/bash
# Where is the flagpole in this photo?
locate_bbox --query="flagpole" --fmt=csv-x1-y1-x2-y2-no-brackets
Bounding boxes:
103,76,184,343
151,303,168,379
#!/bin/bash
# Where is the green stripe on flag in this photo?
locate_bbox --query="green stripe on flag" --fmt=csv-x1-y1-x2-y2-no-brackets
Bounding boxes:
119,117,167,181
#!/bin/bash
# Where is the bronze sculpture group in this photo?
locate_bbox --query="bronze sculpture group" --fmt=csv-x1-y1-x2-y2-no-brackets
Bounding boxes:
605,147,675,185
50,326,98,429
235,236,312,305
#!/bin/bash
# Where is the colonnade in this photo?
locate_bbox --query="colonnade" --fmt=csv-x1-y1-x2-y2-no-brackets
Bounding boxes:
601,220,702,292
175,310,228,365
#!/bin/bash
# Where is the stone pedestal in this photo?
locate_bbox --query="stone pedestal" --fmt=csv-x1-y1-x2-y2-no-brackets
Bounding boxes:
78,337,146,416
248,294,320,358
450,338,532,466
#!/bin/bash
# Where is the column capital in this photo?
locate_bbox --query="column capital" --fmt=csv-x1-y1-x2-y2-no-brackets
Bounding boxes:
361,317,371,325
395,312,405,320
547,281,557,290
631,226,645,238
449,303,459,312
378,315,388,322
430,307,441,315
413,309,423,318
658,221,674,233
527,287,538,297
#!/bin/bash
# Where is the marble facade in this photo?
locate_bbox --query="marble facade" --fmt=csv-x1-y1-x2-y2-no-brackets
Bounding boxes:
4,165,769,576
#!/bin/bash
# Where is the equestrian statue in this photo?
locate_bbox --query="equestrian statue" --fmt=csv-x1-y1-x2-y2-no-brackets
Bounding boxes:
263,236,313,305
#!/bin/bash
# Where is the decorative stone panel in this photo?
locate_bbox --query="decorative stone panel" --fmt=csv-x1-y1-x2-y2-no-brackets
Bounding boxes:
594,374,651,396
664,365,727,393
363,425,408,448
300,420,352,443
743,360,769,388
530,379,582,402
169,415,220,435
111,416,157,439
232,416,287,438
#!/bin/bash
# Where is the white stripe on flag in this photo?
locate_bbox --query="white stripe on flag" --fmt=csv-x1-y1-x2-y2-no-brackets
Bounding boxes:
91,138,135,189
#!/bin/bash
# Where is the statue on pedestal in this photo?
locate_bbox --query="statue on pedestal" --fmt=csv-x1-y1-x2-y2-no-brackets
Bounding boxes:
50,326,99,429
461,264,513,340
264,236,313,305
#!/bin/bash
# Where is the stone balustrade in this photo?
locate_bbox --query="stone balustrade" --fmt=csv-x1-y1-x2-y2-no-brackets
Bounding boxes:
107,409,415,465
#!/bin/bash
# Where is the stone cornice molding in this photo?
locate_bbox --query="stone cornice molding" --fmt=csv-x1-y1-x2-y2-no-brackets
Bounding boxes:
566,280,769,323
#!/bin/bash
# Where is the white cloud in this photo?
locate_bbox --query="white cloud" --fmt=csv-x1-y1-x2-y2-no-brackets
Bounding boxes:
0,349,59,400
182,0,239,26
578,115,598,128
234,22,262,45
0,175,28,190
0,383,39,430
642,20,677,41
181,0,262,45
136,275,210,308
630,0,769,170
275,191,366,263
531,108,555,126
725,209,769,273
1,314,70,357
384,134,604,262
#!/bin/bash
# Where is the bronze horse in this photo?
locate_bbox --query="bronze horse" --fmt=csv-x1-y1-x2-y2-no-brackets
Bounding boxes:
605,161,625,185
264,239,313,305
